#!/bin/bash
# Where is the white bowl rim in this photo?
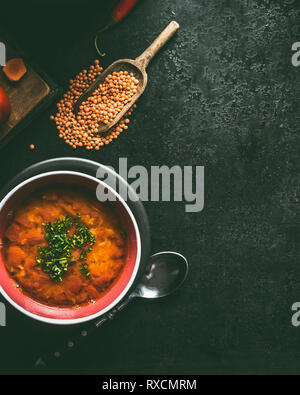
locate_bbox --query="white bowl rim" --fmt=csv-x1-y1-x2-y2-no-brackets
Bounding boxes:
0,170,142,325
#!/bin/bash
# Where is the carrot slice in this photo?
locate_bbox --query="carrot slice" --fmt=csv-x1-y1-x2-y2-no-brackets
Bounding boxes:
3,58,27,82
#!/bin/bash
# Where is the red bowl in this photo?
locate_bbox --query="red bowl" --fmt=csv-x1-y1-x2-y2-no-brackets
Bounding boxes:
0,171,141,325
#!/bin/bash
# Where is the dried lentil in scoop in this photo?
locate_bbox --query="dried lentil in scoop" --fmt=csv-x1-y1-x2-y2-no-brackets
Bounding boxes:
50,60,138,150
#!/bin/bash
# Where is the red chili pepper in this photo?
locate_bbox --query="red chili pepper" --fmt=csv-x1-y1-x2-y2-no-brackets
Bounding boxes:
112,0,140,22
95,0,141,56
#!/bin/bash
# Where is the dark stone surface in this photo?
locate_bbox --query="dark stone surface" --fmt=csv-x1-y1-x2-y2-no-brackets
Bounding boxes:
1,0,300,374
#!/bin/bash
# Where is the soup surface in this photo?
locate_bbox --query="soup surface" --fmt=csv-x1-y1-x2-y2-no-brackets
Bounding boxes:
2,187,126,307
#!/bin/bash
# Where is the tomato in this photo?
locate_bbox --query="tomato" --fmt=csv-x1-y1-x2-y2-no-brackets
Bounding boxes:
0,87,11,125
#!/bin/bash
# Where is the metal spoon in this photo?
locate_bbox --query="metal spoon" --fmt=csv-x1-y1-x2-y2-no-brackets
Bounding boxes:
34,251,188,368
74,21,180,134
131,251,188,300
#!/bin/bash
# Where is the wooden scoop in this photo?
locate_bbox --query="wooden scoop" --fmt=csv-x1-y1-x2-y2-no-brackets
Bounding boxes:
74,21,180,134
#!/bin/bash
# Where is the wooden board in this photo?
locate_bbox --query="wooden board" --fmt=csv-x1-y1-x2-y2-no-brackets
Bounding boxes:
0,37,51,145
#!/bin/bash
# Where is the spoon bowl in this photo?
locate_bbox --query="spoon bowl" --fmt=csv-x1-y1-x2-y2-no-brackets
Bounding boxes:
74,59,147,134
135,251,188,299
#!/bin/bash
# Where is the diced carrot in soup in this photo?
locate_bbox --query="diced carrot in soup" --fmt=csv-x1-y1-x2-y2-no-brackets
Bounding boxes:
52,292,67,304
39,207,62,223
15,212,32,228
5,223,23,242
24,257,36,271
76,291,88,303
6,245,26,266
59,202,77,216
86,285,99,299
65,275,83,295
25,229,45,245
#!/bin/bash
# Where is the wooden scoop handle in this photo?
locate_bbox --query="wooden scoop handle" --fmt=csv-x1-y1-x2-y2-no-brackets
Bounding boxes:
135,21,180,69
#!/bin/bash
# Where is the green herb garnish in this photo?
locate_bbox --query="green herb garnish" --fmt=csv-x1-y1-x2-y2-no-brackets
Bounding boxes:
36,214,95,282
79,263,90,279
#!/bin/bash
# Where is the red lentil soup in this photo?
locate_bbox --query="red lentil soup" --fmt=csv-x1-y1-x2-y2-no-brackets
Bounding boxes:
2,187,126,307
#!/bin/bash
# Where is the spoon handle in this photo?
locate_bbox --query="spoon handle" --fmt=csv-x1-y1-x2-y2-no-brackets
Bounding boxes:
135,21,180,69
33,296,134,369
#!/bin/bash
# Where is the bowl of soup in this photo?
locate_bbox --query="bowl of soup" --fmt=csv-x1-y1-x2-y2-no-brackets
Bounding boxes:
0,171,141,325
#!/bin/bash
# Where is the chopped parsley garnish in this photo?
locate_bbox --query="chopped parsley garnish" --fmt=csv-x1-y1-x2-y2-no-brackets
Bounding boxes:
36,214,95,282
79,263,90,279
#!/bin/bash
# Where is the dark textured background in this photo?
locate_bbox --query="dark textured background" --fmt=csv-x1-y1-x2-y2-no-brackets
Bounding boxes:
1,0,300,375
